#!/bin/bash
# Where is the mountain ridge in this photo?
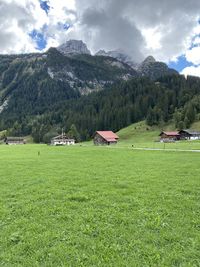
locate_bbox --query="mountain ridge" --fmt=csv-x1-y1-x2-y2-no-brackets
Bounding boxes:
57,40,91,55
55,40,178,79
1,40,196,143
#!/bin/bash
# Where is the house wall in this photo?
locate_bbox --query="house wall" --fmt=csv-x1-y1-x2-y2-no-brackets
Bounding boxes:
179,132,190,140
6,142,24,145
179,131,200,140
51,139,75,145
190,136,200,140
93,134,118,145
6,140,25,145
160,134,179,142
108,141,117,145
93,134,108,145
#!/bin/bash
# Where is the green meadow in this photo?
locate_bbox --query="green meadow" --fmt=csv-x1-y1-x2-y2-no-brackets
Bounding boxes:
117,121,200,151
0,144,200,266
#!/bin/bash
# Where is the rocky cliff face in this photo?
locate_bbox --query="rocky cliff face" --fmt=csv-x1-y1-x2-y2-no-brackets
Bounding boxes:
95,49,139,69
95,50,178,79
138,56,178,80
57,40,91,55
0,40,179,122
0,46,137,113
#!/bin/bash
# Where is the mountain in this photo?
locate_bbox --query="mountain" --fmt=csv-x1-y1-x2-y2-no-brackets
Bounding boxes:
1,65,200,143
95,49,139,69
55,40,178,80
0,39,198,143
95,50,178,79
138,56,178,80
0,46,137,103
57,40,91,55
0,46,137,128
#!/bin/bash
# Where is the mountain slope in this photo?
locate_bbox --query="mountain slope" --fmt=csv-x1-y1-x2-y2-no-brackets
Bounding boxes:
95,49,178,79
0,47,137,119
0,74,198,142
117,121,173,144
138,56,178,80
95,49,139,69
0,41,199,143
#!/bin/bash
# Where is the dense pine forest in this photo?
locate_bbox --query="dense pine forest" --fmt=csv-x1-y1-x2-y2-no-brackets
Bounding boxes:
31,75,200,142
1,74,200,142
0,48,200,142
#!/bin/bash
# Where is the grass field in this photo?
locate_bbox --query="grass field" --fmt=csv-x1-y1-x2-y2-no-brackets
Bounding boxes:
117,121,200,151
0,144,200,266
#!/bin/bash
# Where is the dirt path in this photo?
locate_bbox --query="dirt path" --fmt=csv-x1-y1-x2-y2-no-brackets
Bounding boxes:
132,147,200,153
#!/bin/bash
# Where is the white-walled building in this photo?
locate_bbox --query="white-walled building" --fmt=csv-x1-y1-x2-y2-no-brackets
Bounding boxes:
51,135,75,146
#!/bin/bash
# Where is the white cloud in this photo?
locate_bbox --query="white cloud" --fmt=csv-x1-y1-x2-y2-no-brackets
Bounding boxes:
181,65,200,77
0,0,200,67
0,0,76,54
193,36,200,45
0,0,47,53
71,0,200,63
185,46,200,65
141,27,162,50
43,0,77,50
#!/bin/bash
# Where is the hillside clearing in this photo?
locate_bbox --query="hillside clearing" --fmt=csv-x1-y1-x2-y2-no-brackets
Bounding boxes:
116,120,200,150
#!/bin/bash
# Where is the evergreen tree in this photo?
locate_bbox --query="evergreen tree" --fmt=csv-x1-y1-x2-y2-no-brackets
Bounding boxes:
146,108,155,126
177,121,185,130
174,109,182,128
185,103,196,124
67,124,81,142
184,116,190,129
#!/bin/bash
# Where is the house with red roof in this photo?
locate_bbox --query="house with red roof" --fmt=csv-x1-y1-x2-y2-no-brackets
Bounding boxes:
159,131,180,142
93,131,119,145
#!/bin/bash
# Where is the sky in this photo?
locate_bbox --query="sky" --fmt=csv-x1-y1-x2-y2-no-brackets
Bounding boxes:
1,0,200,77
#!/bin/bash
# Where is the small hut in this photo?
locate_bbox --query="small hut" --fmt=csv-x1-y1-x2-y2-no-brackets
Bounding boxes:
159,131,180,142
5,137,26,145
93,131,119,145
51,134,75,146
179,129,200,140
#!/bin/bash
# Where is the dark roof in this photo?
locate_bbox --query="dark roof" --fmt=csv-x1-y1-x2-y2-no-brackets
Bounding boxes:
159,131,180,136
95,131,119,141
51,134,74,141
180,129,200,135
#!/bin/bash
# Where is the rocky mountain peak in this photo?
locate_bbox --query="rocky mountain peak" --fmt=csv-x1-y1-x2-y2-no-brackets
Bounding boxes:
57,40,91,55
95,49,131,61
95,49,139,69
138,55,178,80
95,50,108,56
142,56,156,65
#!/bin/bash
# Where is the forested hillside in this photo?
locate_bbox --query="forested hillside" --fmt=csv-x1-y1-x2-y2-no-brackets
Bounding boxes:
0,44,199,142
1,72,200,142
32,75,200,141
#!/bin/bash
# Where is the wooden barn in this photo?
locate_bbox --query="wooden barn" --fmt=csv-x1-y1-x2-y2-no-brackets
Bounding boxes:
51,134,75,146
5,137,25,145
179,129,200,140
159,131,180,142
93,131,119,145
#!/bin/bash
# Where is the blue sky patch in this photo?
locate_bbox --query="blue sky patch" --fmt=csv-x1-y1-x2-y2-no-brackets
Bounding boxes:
29,29,47,50
57,22,71,31
29,21,71,51
168,55,193,72
39,0,50,14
